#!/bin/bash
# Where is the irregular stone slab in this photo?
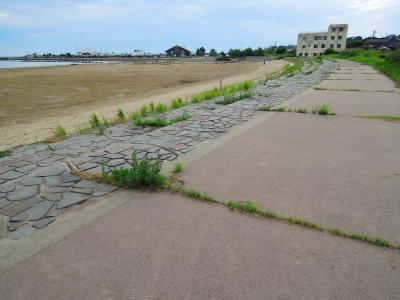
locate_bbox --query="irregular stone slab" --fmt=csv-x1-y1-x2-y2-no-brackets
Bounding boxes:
7,185,39,201
0,165,13,175
10,227,35,240
71,188,93,194
0,198,12,209
60,182,76,187
0,170,24,180
32,217,56,229
74,180,96,189
17,176,42,186
11,201,53,222
93,183,118,197
42,193,62,202
35,164,65,177
57,193,90,209
105,143,132,154
44,176,60,187
0,197,42,217
16,163,38,174
46,207,59,218
41,186,70,193
107,159,125,167
7,221,26,231
61,171,81,183
79,162,98,171
0,182,15,193
71,156,92,166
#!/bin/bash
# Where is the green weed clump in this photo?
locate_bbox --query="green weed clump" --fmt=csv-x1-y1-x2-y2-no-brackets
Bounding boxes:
116,108,126,122
257,105,272,111
296,108,308,113
314,104,331,115
173,162,184,173
171,97,186,109
191,80,256,104
53,124,66,138
133,117,169,127
0,149,11,158
359,115,400,123
89,113,110,135
132,113,190,127
104,154,165,189
273,106,286,112
215,91,253,105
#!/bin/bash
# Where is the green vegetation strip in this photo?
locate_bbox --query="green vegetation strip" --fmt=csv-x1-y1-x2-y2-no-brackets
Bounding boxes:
358,115,400,123
163,182,400,250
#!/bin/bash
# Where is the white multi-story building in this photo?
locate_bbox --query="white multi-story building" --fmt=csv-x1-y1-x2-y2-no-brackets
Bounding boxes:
297,24,348,57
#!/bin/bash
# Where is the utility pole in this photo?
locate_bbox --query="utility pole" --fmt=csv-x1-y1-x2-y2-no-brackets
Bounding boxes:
372,30,376,38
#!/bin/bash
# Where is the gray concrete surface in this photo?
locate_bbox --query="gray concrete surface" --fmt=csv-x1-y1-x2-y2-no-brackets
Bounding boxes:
1,192,399,300
182,113,400,242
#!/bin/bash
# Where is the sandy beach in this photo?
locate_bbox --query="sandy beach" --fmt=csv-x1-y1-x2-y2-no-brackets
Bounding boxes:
0,60,286,150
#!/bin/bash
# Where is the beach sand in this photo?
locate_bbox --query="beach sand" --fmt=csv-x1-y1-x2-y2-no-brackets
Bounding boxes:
0,60,286,149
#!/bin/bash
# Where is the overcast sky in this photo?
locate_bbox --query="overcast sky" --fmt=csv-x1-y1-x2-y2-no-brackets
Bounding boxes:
0,0,399,56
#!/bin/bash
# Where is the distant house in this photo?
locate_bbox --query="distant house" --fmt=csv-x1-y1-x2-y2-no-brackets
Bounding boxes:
362,35,400,51
165,45,191,57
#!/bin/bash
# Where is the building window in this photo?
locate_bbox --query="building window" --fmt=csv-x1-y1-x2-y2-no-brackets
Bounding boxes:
313,53,317,56
302,45,306,48
314,44,318,48
299,53,303,56
323,36,327,40
332,28,336,32
330,44,334,48
337,44,341,48
339,27,343,32
305,53,308,57
321,44,326,48
331,36,335,40
338,36,342,40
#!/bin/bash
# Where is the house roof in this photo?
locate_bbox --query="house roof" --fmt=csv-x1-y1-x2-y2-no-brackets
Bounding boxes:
165,45,191,53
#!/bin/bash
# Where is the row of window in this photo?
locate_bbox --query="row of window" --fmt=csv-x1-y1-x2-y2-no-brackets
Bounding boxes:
299,53,325,57
302,44,341,49
314,35,342,41
332,27,344,32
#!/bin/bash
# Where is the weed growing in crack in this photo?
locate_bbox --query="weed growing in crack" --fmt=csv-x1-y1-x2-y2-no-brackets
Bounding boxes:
103,153,165,189
173,162,184,173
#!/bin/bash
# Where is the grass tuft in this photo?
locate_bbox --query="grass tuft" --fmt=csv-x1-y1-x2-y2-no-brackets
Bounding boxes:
90,113,109,135
257,105,272,111
171,97,186,109
172,162,184,173
0,149,11,158
116,108,126,122
359,115,400,123
103,153,165,189
296,108,308,113
53,124,66,138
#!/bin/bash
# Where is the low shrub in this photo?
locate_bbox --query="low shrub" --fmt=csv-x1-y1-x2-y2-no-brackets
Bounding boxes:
171,97,186,109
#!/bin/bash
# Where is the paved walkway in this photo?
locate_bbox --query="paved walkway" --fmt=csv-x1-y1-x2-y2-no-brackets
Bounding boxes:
1,60,399,299
0,59,331,239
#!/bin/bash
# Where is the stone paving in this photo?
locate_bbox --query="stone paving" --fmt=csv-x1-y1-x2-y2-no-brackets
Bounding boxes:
0,59,335,240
